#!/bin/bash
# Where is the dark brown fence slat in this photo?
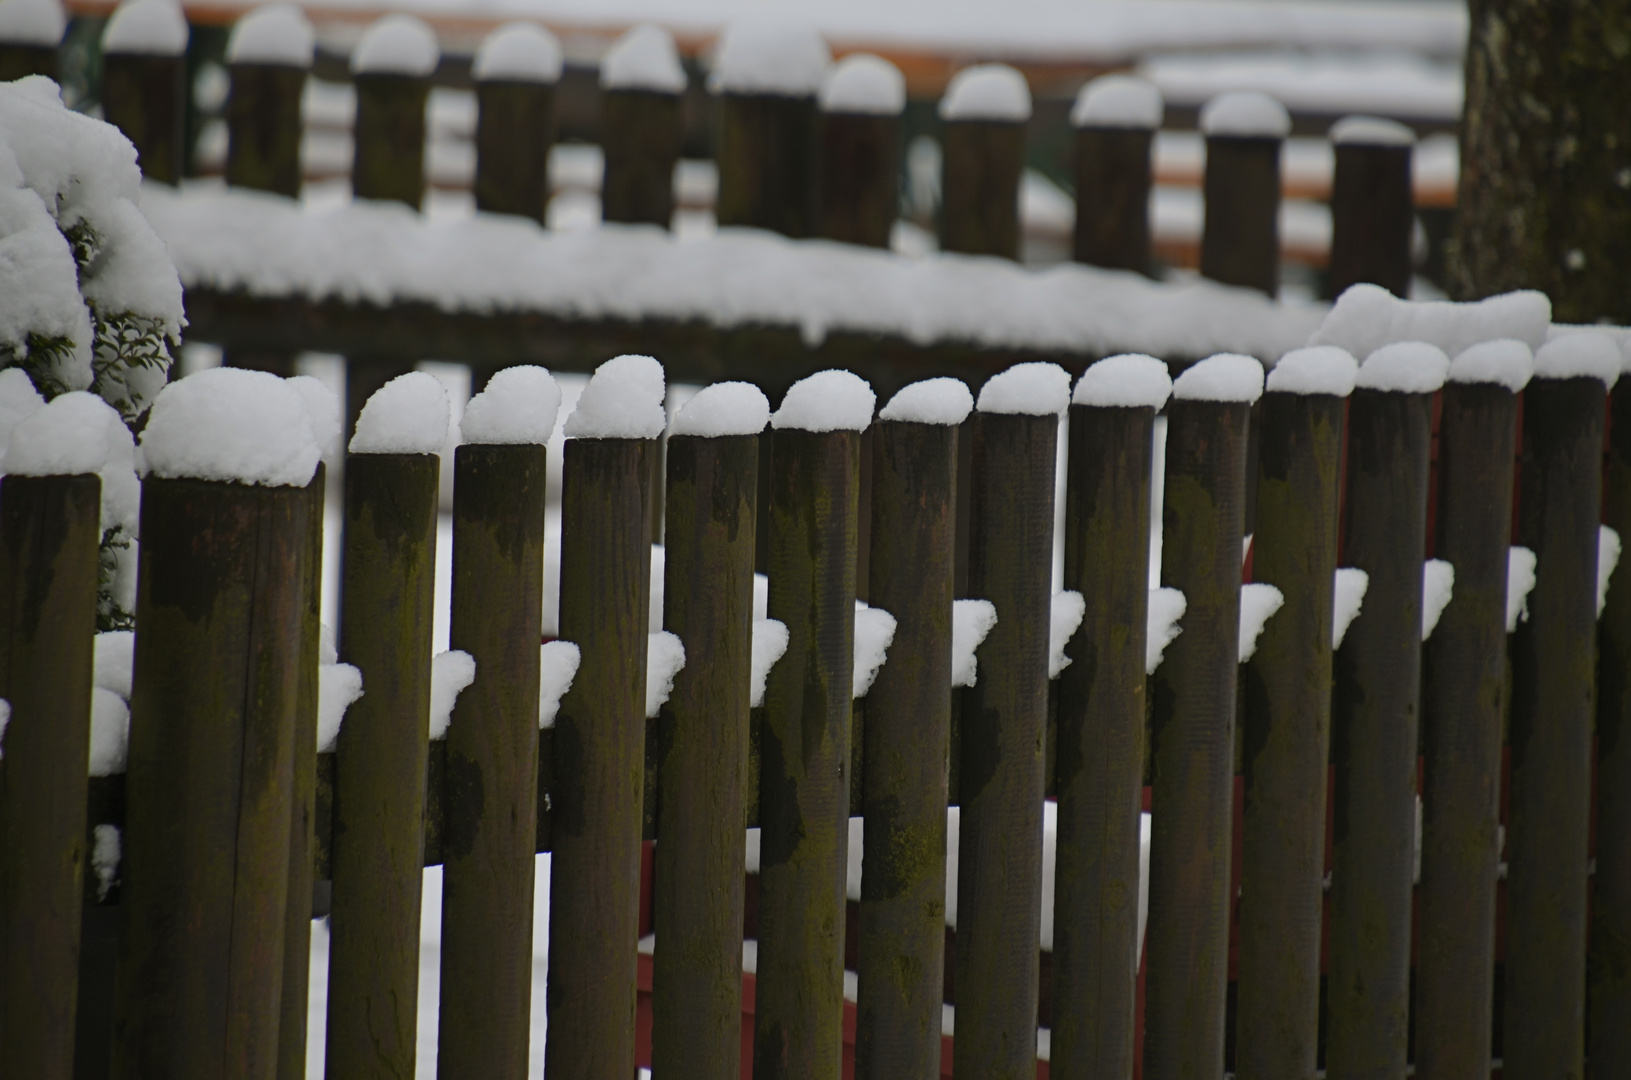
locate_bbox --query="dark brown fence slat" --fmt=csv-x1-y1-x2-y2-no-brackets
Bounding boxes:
1052,386,1160,1080
353,67,431,209
601,88,682,227
652,429,760,1078
0,473,101,1080
818,56,904,250
1417,375,1521,1079
855,409,959,1079
1594,383,1631,1076
954,391,1059,1079
717,94,820,239
325,452,439,1080
755,423,861,1080
1327,380,1435,1078
474,78,556,222
0,40,57,80
1144,375,1253,1080
101,49,187,185
436,443,549,1077
1198,93,1288,297
547,436,655,1079
1069,75,1162,276
226,63,307,198
1506,372,1607,1079
1236,374,1346,1078
938,67,1029,261
114,474,314,1080
1327,120,1415,300
277,465,325,1080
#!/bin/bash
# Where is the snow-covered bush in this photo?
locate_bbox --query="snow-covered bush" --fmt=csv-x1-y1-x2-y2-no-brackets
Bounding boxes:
0,75,185,628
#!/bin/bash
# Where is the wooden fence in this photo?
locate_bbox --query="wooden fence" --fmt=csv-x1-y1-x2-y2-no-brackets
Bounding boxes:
2,7,1630,1080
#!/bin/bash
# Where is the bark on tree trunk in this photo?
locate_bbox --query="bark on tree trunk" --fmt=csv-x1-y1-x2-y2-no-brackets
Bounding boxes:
1450,0,1631,323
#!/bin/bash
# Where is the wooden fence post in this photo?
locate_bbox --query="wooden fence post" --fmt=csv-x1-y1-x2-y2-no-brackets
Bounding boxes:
652,384,765,1079
0,0,62,82
1416,343,1530,1080
473,22,560,222
325,375,442,1080
600,23,686,227
1327,344,1444,1078
224,5,311,198
1595,362,1631,1077
0,465,101,1080
954,363,1068,1079
1506,337,1616,1079
754,370,870,1080
1198,92,1289,296
1144,353,1261,1080
1235,348,1353,1078
1327,117,1415,300
113,369,320,1080
100,0,189,185
854,379,968,1079
713,21,828,238
1070,75,1162,275
436,401,551,1077
350,14,435,209
546,356,662,1079
278,464,325,1080
818,54,904,249
1051,356,1168,1080
938,64,1030,260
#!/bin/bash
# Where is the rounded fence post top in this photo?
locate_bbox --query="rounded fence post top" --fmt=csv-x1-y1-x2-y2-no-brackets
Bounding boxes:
474,21,562,84
708,18,829,97
102,0,188,56
600,22,685,93
1071,73,1162,130
1199,90,1290,139
226,3,314,68
350,13,439,78
0,0,65,47
1330,114,1415,147
819,53,904,116
939,62,1031,122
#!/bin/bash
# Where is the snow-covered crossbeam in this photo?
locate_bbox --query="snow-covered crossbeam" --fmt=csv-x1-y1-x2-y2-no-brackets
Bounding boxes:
142,183,1325,367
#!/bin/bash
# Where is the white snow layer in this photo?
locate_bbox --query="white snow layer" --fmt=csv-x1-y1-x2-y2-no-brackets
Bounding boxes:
0,698,7,759
1,390,119,476
1422,559,1454,641
771,369,875,432
288,375,342,461
1267,345,1358,396
977,361,1070,415
1311,284,1552,361
751,617,789,708
709,19,830,97
1332,567,1367,649
852,603,897,698
646,630,686,718
1449,339,1533,393
754,572,769,621
1172,352,1264,403
670,380,770,437
94,631,135,701
101,0,187,55
1507,547,1537,633
0,0,65,46
1073,354,1172,409
1329,115,1415,146
563,354,667,439
1356,341,1450,394
1532,331,1621,389
88,687,129,776
428,649,476,741
951,598,998,688
1147,587,1186,674
1601,526,1621,619
0,144,93,393
1238,583,1284,663
649,543,665,631
879,377,973,426
225,4,314,67
316,662,363,752
91,824,120,900
1072,74,1163,130
600,24,686,94
538,639,580,728
940,64,1032,122
819,54,905,115
1199,90,1290,139
140,183,1327,360
0,368,43,448
460,365,561,444
349,370,451,454
319,621,337,666
473,22,562,83
141,368,321,486
1050,590,1086,678
350,15,439,77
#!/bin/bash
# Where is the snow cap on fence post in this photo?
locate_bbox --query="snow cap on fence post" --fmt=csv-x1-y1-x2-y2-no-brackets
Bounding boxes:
879,377,973,425
102,0,187,55
460,365,562,444
1448,338,1534,392
351,13,438,76
226,3,313,66
1,390,120,476
940,63,1032,121
820,53,905,115
1073,353,1172,408
1310,284,1552,359
140,368,321,486
1356,341,1450,394
977,361,1070,414
563,354,667,438
0,0,65,47
669,380,770,437
818,53,905,246
1200,90,1291,139
601,23,685,92
771,368,875,431
474,21,561,83
1073,73,1163,129
709,18,829,96
1172,352,1265,403
348,370,450,454
1533,330,1621,388
1266,345,1359,396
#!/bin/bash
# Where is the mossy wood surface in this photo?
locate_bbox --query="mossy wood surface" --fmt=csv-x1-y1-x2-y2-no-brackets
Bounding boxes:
1199,136,1281,297
1072,128,1154,276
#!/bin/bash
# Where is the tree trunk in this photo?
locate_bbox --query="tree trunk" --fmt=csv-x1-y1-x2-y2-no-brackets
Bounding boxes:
1450,0,1631,323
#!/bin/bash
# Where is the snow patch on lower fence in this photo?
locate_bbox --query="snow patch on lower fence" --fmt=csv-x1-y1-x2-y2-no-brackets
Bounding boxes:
537,640,580,729
750,618,789,708
1602,526,1622,618
645,630,686,718
952,599,998,688
1147,587,1187,674
1332,567,1368,649
141,181,1326,361
317,663,363,752
852,603,896,699
1049,590,1086,678
1422,559,1455,641
1238,583,1285,663
428,650,476,741
1508,546,1538,633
